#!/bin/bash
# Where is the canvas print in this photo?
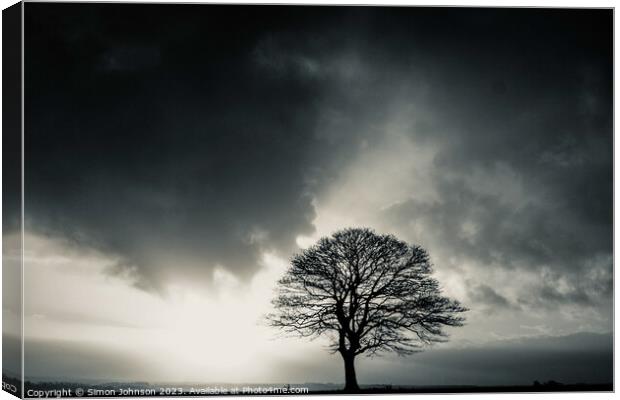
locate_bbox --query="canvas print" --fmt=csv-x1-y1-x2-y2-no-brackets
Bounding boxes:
2,3,613,397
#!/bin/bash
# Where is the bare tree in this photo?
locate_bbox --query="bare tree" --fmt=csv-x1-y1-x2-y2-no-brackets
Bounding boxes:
268,228,467,392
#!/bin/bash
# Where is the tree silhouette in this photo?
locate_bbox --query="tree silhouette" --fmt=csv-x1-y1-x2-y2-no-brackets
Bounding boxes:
268,228,467,392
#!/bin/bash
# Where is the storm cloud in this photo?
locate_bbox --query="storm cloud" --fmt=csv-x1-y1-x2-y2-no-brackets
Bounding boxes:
23,3,612,314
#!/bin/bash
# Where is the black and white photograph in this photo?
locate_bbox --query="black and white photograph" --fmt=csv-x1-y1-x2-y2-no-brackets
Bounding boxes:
1,2,614,397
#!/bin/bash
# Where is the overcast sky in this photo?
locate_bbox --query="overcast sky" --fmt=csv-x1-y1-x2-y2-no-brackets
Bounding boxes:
6,4,612,386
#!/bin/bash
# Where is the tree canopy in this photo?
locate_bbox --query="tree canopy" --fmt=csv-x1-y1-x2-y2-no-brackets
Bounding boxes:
268,228,467,391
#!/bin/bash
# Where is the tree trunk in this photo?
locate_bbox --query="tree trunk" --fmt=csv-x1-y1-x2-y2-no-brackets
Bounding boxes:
343,353,359,392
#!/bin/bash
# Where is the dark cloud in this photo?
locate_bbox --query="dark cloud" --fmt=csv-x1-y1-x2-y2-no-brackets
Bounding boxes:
382,178,612,308
23,5,612,301
278,8,612,311
24,4,330,291
98,44,161,72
